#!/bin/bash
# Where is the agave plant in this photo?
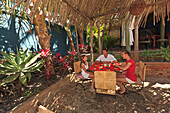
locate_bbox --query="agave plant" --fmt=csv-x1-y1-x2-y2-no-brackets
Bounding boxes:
0,48,45,95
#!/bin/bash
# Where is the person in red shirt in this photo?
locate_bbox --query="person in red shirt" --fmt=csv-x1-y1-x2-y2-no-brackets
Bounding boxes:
115,50,137,94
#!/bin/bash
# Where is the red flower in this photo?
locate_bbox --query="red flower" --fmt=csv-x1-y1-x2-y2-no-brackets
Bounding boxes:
55,53,60,60
71,51,76,55
41,49,50,57
79,44,83,48
59,56,66,62
70,56,73,60
56,53,60,58
0,61,4,64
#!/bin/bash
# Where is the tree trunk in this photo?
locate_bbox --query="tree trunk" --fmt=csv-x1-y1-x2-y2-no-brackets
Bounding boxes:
34,12,55,80
75,27,80,60
90,22,94,62
98,24,102,55
64,26,76,51
134,22,139,61
106,21,111,48
101,24,106,51
78,28,84,45
160,17,165,46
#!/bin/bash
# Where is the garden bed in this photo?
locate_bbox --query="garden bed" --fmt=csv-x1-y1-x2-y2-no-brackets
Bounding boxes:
0,72,64,112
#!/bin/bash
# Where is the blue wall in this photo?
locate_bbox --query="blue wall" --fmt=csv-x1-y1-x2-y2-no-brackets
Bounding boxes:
0,17,72,54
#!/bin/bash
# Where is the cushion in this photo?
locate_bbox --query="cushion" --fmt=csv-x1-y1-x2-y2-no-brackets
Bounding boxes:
75,74,84,79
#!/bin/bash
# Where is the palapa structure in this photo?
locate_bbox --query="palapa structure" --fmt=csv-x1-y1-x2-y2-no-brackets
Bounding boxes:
1,0,170,73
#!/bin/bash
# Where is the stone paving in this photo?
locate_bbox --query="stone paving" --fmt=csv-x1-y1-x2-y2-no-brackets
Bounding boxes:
45,77,170,113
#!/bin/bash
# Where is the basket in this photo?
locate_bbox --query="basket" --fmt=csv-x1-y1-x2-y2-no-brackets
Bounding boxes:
129,0,146,15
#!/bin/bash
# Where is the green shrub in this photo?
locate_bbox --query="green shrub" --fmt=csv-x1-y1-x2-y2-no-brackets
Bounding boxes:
0,48,45,95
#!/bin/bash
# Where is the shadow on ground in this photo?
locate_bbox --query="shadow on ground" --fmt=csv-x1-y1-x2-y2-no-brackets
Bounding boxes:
42,76,170,113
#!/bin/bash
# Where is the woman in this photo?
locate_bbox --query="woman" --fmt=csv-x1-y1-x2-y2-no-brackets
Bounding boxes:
81,55,95,92
116,50,137,94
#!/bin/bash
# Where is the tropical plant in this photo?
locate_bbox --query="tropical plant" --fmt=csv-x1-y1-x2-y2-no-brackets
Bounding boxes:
53,51,77,77
140,49,155,61
0,48,45,95
157,46,170,61
103,36,118,49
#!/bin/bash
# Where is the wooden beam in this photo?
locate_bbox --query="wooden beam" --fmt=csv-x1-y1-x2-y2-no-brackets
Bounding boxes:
62,0,93,22
91,8,129,19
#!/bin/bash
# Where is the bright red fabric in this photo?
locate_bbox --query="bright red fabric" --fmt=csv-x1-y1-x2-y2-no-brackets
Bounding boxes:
90,63,121,72
126,59,137,82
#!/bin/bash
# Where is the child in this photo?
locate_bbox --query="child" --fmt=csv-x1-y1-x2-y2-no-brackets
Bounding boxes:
81,55,95,92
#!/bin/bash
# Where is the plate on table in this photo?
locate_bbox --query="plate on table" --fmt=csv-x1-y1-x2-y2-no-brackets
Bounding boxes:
113,63,122,67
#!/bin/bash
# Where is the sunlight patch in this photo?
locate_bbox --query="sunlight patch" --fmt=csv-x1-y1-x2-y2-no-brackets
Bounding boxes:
144,82,150,87
152,83,170,89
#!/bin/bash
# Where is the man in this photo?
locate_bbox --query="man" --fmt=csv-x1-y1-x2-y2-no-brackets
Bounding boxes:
116,50,137,94
95,48,117,63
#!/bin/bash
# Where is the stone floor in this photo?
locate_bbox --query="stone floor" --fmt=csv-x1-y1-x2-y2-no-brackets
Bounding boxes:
45,76,170,113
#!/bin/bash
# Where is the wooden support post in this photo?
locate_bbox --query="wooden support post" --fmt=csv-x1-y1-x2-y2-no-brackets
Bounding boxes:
90,22,94,62
125,23,131,51
160,17,165,46
75,27,80,60
134,23,139,61
98,24,102,55
78,29,84,45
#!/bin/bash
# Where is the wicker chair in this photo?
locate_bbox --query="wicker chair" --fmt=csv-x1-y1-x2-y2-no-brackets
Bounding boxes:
125,61,146,92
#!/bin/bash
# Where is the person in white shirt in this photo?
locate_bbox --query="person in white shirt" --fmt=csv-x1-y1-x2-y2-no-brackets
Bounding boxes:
95,48,117,63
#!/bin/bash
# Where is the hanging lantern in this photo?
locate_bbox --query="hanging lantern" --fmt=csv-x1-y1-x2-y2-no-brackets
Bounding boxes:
129,0,146,15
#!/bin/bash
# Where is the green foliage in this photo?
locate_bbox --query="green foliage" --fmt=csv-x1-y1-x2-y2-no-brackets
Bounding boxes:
140,49,155,61
115,54,124,62
157,46,170,61
103,36,118,49
86,25,118,52
87,25,104,52
0,48,45,86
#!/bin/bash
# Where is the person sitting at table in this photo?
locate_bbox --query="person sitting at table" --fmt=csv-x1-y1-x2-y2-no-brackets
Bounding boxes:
95,48,117,64
115,50,137,94
81,55,95,92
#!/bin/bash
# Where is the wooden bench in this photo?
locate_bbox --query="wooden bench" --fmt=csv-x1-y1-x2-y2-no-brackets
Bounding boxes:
125,61,146,92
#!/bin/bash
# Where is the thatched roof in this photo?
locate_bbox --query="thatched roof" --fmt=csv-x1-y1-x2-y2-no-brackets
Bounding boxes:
2,0,170,29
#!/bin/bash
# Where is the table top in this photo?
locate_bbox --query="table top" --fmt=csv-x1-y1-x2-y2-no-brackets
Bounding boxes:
90,62,122,72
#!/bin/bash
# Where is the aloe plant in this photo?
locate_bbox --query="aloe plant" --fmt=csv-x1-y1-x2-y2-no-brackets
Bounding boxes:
0,48,45,95
157,46,170,61
140,49,155,61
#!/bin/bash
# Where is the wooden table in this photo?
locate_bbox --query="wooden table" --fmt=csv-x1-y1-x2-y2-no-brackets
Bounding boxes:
140,34,160,49
90,63,122,95
166,33,170,46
